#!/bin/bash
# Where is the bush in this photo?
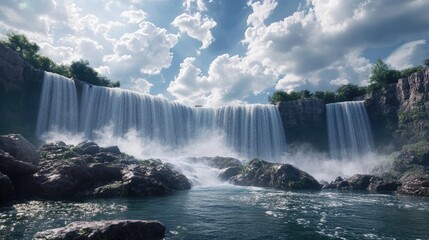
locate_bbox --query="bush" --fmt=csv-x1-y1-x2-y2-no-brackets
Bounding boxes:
424,58,429,67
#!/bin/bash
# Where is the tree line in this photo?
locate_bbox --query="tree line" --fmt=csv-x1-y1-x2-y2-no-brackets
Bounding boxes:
0,33,120,88
269,58,429,104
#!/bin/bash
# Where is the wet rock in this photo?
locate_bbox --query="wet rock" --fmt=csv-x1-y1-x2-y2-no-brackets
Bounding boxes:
82,145,100,155
33,220,165,240
101,146,121,155
120,164,191,197
0,149,38,175
218,166,242,181
0,172,14,203
347,174,373,190
88,163,122,184
367,177,401,192
397,176,429,197
0,134,39,165
231,159,321,190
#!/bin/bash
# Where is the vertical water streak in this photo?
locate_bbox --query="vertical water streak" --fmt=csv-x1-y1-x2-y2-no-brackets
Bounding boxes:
37,72,287,160
36,72,78,137
326,101,374,160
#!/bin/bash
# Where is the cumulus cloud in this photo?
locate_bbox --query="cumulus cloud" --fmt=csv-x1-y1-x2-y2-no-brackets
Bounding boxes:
172,12,217,49
242,0,429,92
168,55,277,107
126,77,153,94
121,9,147,24
385,40,427,70
183,0,207,12
104,21,178,76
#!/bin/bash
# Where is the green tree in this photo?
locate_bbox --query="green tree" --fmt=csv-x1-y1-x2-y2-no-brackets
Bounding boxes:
313,91,337,103
400,66,423,79
2,33,39,59
336,84,366,101
368,59,400,90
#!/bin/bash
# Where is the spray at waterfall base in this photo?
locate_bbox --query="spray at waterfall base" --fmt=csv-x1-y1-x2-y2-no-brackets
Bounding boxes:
37,71,385,183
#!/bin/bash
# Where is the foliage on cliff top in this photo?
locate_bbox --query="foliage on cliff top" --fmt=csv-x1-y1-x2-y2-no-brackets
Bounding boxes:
368,59,423,92
0,33,120,88
268,84,366,105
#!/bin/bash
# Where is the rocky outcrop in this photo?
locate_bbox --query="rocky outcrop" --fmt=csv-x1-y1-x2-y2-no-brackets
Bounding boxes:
218,166,242,181
366,67,429,147
277,99,327,151
0,134,39,165
0,172,14,202
323,174,401,192
33,141,191,199
0,134,40,203
230,159,321,190
0,44,44,141
33,220,165,240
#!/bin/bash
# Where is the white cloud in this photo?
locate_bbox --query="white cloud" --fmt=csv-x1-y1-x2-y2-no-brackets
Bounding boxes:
104,21,178,76
172,12,216,49
183,0,207,12
168,55,277,107
121,9,147,24
385,40,426,70
246,0,277,27
126,77,153,94
243,0,429,92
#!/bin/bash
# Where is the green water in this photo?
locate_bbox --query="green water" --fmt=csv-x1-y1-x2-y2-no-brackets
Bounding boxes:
1,186,428,239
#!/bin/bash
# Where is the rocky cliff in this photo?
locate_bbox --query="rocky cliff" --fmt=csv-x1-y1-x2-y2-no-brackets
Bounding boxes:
0,44,44,142
366,67,429,148
276,99,327,151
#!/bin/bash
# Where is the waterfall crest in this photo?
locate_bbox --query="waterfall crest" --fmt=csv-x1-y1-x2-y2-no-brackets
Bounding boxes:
326,101,374,160
36,73,287,160
36,72,79,137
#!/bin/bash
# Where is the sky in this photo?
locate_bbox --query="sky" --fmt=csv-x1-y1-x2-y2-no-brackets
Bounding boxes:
1,0,429,107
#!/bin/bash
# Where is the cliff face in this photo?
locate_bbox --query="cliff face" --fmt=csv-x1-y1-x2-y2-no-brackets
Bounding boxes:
0,44,44,142
366,67,429,147
277,99,327,151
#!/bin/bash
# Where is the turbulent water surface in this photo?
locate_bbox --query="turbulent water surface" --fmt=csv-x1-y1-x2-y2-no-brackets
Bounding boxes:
1,186,429,240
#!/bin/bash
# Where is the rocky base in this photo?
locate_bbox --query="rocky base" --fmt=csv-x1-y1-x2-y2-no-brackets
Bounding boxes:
33,220,165,240
0,134,191,203
219,159,321,191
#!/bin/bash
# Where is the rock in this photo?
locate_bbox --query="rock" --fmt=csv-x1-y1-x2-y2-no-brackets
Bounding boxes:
35,157,94,199
33,220,165,240
101,146,121,155
231,159,321,190
277,99,328,150
82,145,100,155
0,172,14,203
34,142,191,199
0,149,38,175
347,174,373,190
367,177,401,192
218,166,242,181
0,134,39,165
88,163,122,184
397,173,429,197
120,164,191,197
76,140,98,150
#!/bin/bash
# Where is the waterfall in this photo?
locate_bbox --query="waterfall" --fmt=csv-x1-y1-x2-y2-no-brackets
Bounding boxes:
36,72,287,160
36,72,79,137
326,101,374,160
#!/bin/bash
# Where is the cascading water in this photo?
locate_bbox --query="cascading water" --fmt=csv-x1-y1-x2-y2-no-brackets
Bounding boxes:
326,101,374,160
36,72,79,137
36,72,287,161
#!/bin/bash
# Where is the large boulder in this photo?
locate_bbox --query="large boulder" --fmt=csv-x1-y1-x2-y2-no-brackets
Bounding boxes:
0,134,39,165
0,172,14,203
323,174,400,192
34,141,191,199
33,220,165,240
218,166,242,181
0,149,38,175
231,159,321,190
